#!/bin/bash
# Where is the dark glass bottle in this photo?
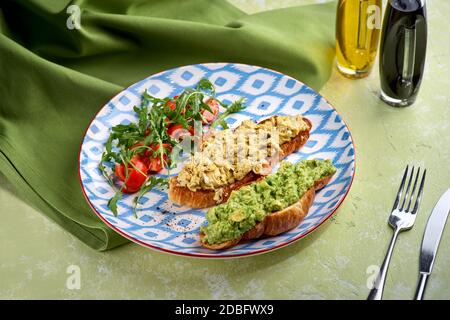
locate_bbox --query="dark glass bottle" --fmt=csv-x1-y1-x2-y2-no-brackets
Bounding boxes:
379,0,427,107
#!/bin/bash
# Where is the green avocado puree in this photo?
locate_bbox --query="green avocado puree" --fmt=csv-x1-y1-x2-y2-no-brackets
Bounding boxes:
201,159,336,245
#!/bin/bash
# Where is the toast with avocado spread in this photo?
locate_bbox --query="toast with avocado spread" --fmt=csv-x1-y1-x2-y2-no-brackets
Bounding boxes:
169,115,312,208
199,159,336,249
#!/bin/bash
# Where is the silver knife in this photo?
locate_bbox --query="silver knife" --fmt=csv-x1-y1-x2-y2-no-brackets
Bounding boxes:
415,188,450,300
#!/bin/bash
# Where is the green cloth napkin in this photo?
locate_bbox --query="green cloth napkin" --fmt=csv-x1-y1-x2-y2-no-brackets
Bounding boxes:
0,0,336,250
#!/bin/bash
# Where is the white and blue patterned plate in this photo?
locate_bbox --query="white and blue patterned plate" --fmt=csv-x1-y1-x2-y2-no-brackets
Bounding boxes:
79,63,355,258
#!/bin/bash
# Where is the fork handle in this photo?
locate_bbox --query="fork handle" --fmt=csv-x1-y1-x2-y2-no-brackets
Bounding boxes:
368,228,400,300
414,272,429,300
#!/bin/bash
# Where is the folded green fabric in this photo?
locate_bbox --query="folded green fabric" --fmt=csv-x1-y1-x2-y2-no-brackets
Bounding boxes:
0,0,336,250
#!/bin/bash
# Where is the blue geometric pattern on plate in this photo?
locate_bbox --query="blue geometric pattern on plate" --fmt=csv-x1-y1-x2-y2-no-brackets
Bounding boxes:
79,63,355,258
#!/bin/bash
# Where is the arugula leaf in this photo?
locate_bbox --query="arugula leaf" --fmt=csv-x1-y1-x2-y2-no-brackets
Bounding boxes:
108,190,123,216
196,78,215,95
133,176,168,216
211,97,246,129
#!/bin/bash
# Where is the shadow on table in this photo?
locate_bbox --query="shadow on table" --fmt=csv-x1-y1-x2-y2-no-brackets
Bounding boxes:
1,168,337,292
112,211,335,273
0,169,333,268
0,172,21,196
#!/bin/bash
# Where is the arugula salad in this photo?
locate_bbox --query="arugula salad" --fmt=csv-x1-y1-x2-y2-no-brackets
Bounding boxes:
99,79,246,215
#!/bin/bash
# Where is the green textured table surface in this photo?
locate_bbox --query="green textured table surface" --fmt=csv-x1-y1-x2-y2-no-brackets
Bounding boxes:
1,0,449,300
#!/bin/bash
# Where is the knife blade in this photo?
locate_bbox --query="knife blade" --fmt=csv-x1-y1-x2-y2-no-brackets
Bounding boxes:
415,188,450,299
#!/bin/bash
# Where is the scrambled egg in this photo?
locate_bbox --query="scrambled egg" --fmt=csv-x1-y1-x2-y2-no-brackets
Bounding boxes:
176,115,308,196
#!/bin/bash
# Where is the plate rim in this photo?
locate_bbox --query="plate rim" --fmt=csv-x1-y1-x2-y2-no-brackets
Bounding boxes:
78,62,356,259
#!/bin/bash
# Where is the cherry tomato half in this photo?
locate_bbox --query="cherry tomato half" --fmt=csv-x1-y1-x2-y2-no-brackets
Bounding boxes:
167,124,194,140
130,142,153,158
166,100,177,111
147,155,169,172
146,143,172,172
114,157,148,193
166,95,186,115
124,160,148,192
114,163,127,182
150,143,172,152
202,98,220,124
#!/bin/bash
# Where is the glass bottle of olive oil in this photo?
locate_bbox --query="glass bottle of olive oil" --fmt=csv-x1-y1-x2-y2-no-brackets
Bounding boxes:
336,0,382,78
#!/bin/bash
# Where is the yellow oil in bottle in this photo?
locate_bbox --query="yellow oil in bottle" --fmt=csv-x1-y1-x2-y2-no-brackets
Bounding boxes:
336,0,382,78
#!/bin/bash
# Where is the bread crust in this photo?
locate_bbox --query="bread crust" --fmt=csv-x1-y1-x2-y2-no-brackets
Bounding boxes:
168,117,312,208
200,174,334,250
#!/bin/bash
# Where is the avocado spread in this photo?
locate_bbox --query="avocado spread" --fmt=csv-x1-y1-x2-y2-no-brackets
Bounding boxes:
200,159,336,245
177,115,308,200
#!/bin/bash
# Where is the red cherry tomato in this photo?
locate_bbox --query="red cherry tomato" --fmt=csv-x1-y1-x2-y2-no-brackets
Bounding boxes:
166,95,186,115
150,143,172,152
123,160,148,193
147,156,166,172
114,153,143,181
114,163,127,182
145,143,172,172
129,142,143,151
129,142,153,158
130,153,144,164
166,100,177,111
167,124,194,140
114,157,148,193
202,98,220,124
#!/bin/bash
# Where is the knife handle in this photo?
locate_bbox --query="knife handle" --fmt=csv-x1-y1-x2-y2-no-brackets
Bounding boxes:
414,272,429,300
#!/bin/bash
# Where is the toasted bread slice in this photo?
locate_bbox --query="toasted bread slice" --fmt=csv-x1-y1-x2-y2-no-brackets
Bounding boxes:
199,174,333,250
169,117,312,208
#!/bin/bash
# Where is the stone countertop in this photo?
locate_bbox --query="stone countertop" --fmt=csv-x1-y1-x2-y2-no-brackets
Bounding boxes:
1,0,449,299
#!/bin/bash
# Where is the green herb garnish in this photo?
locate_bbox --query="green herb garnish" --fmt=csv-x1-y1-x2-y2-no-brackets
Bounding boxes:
211,97,246,129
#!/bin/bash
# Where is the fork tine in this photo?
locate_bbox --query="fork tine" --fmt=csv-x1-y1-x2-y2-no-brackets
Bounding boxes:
405,167,420,212
412,169,426,214
400,166,415,211
393,165,409,211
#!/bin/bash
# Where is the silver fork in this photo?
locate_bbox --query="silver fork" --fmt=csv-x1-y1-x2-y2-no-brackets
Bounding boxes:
367,165,426,300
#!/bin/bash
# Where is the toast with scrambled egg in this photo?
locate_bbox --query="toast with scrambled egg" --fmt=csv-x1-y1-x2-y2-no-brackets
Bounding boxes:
199,159,336,250
169,115,312,208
